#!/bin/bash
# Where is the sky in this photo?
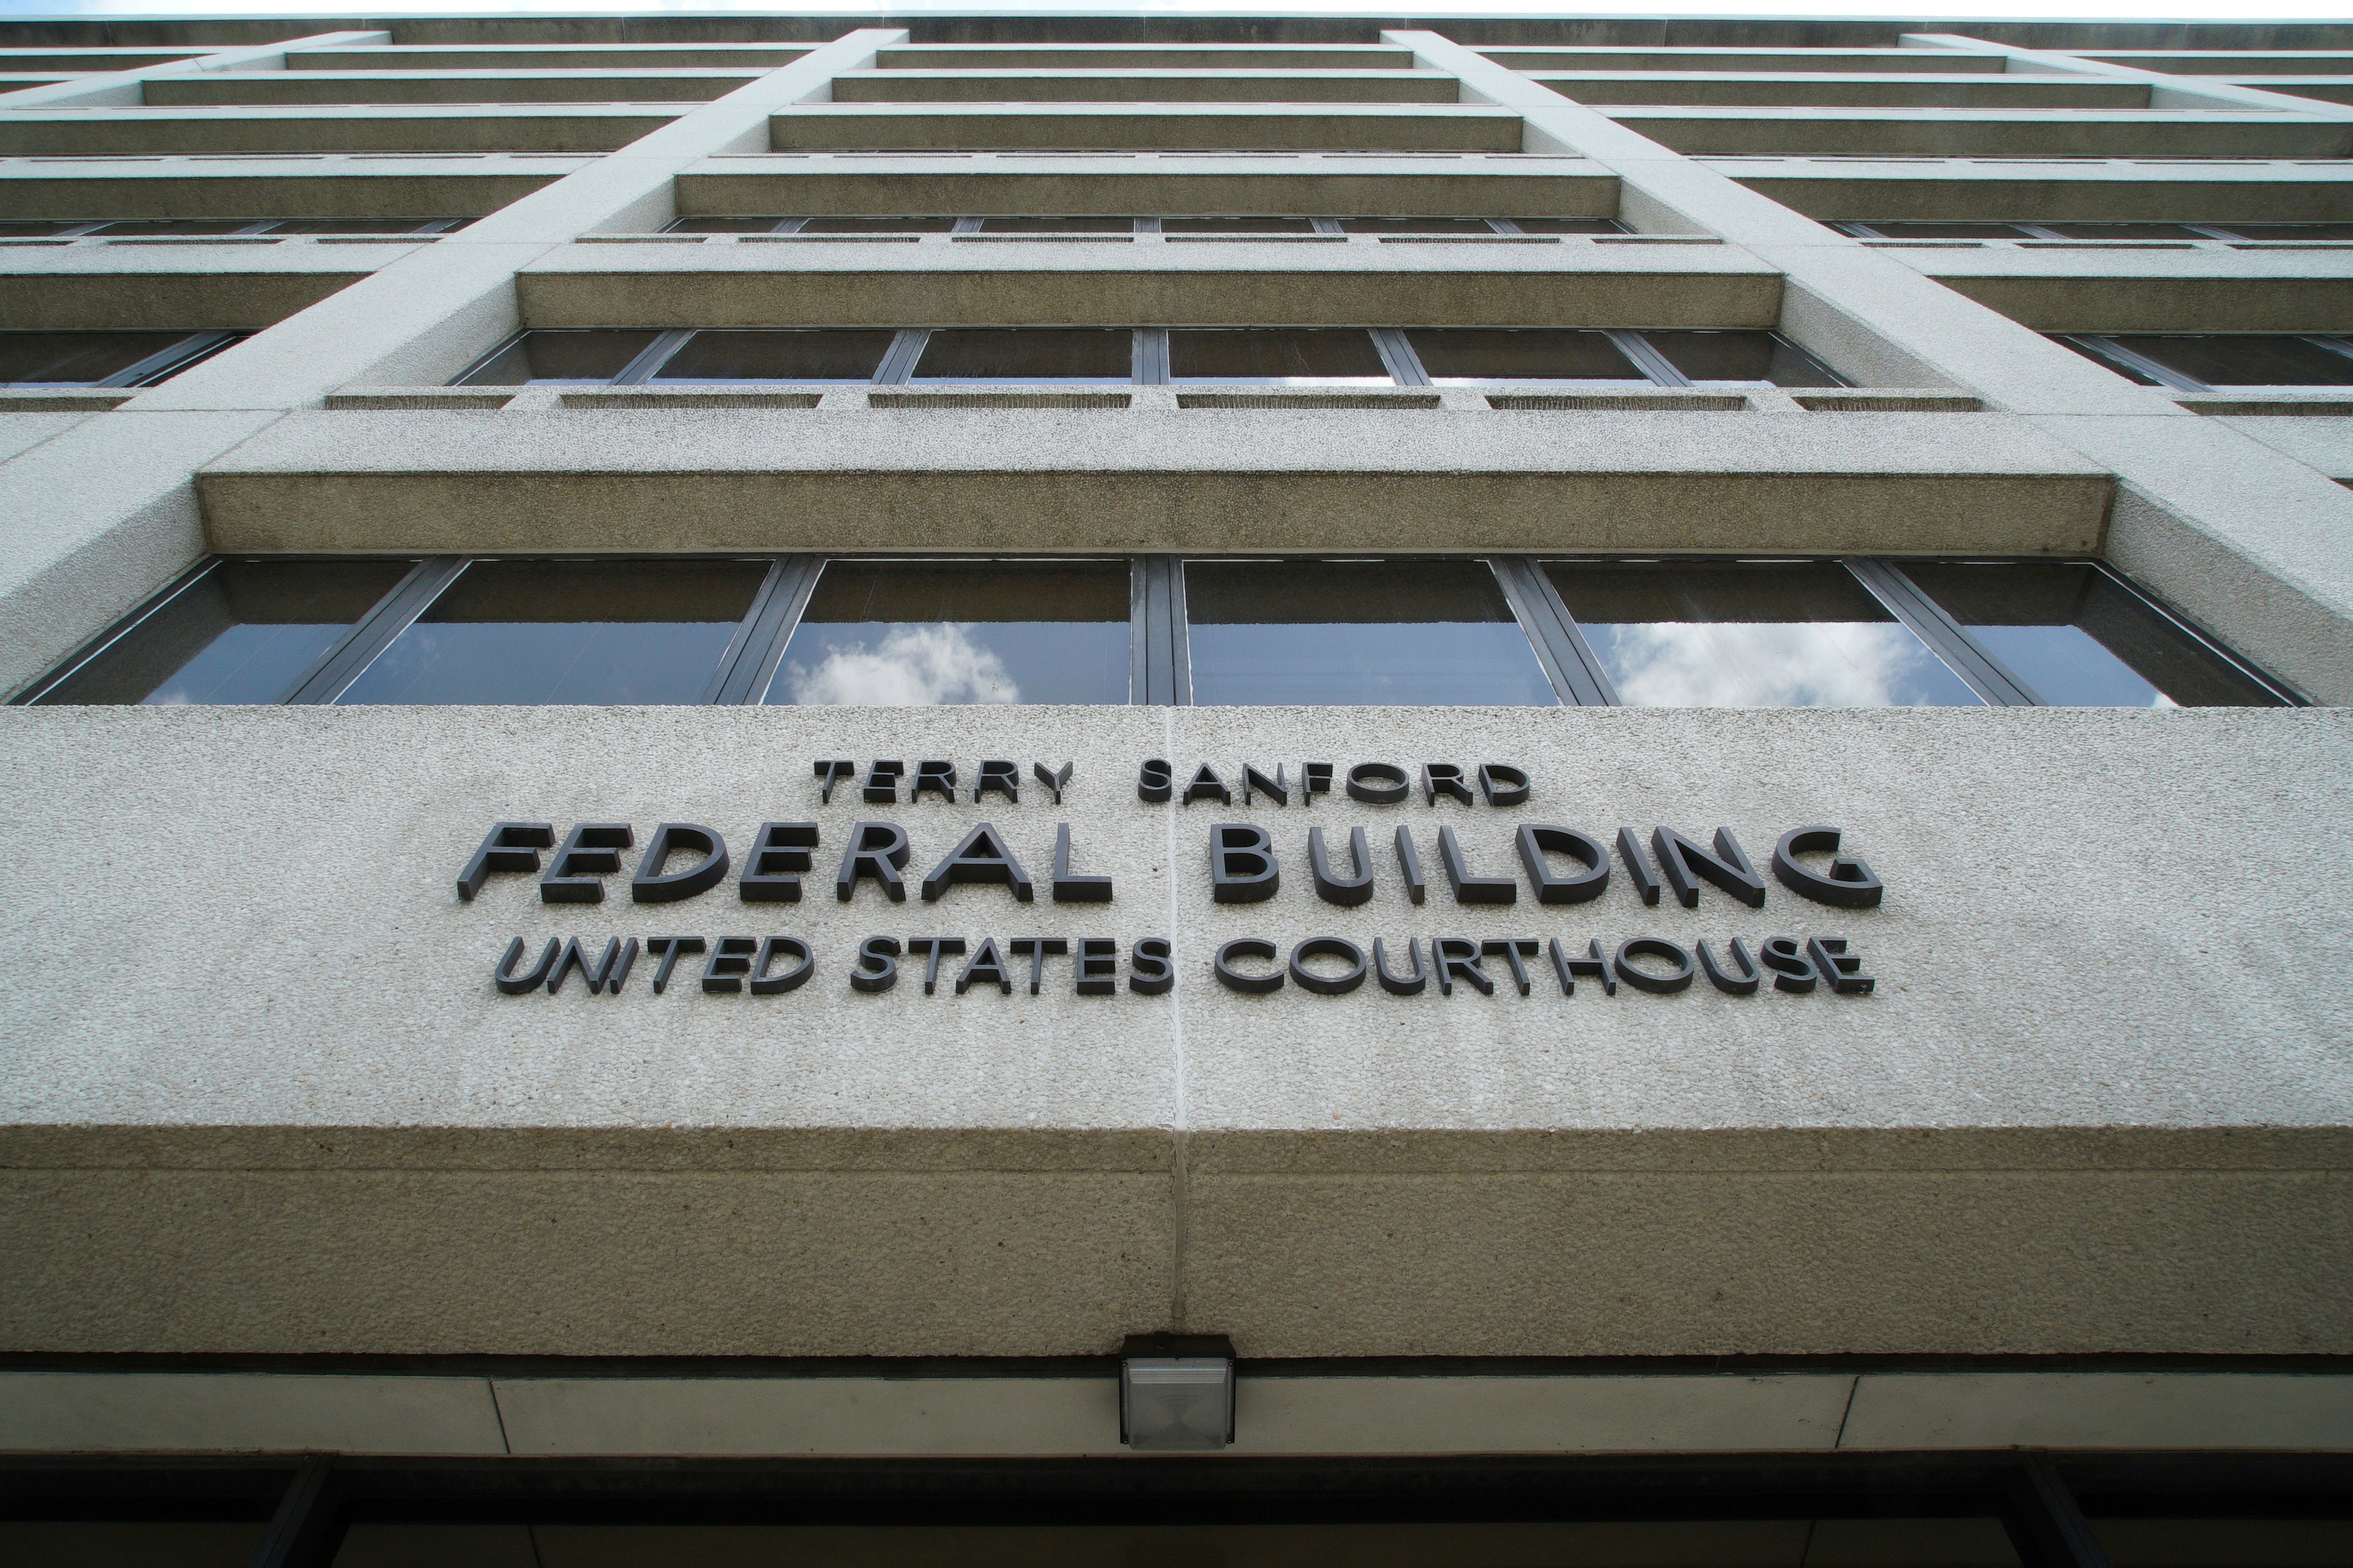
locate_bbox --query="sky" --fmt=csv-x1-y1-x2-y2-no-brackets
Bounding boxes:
1,1,2350,22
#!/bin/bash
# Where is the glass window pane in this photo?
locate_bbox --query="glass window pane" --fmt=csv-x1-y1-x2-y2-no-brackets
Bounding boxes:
2056,336,2165,384
667,216,785,233
338,559,765,706
2037,221,2210,240
1857,221,2039,239
1508,217,1627,233
650,329,893,384
1168,329,1390,384
1337,217,1497,234
977,216,1134,233
1900,561,2283,707
2212,222,2353,240
0,220,79,236
0,330,195,386
264,217,443,235
85,218,255,236
799,216,957,233
1161,216,1317,233
1642,331,1843,387
1185,559,1557,707
2113,334,2353,388
768,561,1130,706
1404,327,1647,383
456,330,661,387
38,558,413,704
1544,561,1983,708
912,329,1133,383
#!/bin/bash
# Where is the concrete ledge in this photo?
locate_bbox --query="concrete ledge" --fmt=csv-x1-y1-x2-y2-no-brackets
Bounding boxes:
1485,390,1749,411
769,103,1526,154
1720,160,2353,225
1794,391,1988,412
1615,107,2351,160
324,388,516,410
1839,1372,2353,1451
560,388,825,410
0,1371,508,1454
867,388,1130,409
0,267,372,331
2181,396,2353,417
1177,390,1439,409
0,390,135,412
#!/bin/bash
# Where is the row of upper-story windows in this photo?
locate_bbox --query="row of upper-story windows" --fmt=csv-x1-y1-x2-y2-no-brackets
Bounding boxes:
0,331,244,388
21,554,2292,711
0,217,469,238
2056,334,2353,392
1833,220,2353,242
663,215,1629,236
456,328,1848,389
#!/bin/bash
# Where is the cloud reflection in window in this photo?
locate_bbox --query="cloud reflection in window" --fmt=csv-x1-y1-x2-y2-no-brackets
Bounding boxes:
782,622,1021,706
1589,621,1983,707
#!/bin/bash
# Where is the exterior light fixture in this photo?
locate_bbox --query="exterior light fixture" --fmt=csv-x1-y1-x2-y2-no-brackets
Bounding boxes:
1119,1333,1236,1451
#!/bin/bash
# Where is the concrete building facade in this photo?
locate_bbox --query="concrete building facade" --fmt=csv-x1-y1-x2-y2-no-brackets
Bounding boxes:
0,11,2348,1567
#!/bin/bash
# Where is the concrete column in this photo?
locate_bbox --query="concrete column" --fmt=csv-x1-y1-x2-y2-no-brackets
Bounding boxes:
0,28,907,699
1386,29,2353,704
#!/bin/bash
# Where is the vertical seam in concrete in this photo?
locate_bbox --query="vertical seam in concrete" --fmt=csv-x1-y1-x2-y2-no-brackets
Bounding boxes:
487,1377,515,1454
1164,703,1188,1332
1831,1373,1861,1449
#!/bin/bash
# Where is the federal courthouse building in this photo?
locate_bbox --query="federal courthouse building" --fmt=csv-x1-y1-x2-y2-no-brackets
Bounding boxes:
0,7,2349,1566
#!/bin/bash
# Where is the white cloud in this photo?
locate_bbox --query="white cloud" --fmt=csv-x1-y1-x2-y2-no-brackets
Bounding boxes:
783,622,1020,707
1599,621,1956,707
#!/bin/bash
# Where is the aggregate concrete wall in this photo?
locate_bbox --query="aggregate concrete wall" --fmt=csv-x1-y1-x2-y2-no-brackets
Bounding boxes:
1,704,2346,1356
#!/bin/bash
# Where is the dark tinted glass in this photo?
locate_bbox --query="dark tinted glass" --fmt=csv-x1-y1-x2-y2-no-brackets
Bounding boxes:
0,220,77,236
456,330,661,386
1644,331,1843,387
1162,216,1316,233
0,330,193,386
1545,561,1982,707
1859,221,2039,239
2036,222,2209,240
2213,222,2353,240
651,329,893,383
1338,217,1497,234
667,216,786,232
1901,562,2282,706
913,329,1132,383
1185,560,1557,706
1404,328,1646,382
38,559,412,704
2117,334,2353,387
338,559,764,705
977,216,1133,233
769,561,1129,706
265,217,444,235
1169,329,1390,384
85,218,254,236
2057,337,2164,385
799,217,957,233
1508,217,1627,233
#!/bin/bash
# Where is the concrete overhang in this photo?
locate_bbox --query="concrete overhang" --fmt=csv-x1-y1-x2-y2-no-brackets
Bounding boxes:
872,44,1419,70
1712,156,2353,222
0,244,378,329
193,405,2113,557
676,152,1619,219
1532,72,2149,109
141,67,765,107
288,43,817,70
769,102,1526,153
1615,106,2352,159
512,239,1779,327
1480,47,2013,72
1893,245,2353,333
0,103,682,156
0,152,584,220
826,68,1463,104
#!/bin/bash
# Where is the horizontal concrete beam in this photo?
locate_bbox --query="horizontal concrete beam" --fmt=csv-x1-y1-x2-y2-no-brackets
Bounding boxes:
1535,72,2149,108
194,406,2109,557
510,246,1780,329
1904,249,2353,332
677,155,1618,219
0,104,682,157
1483,47,2015,73
876,45,1420,71
770,103,1526,153
0,156,577,221
828,68,1461,105
144,68,766,107
1720,161,2353,222
288,44,817,71
1617,106,2352,158
0,264,372,330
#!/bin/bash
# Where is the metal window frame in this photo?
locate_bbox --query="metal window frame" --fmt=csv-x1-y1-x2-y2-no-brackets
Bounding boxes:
2063,332,2353,394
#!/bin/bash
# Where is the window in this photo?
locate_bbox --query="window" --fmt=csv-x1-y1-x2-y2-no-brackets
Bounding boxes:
1897,561,2283,706
455,329,1846,390
975,216,1135,233
2,218,465,237
662,215,1629,237
335,559,770,706
1162,216,1318,234
767,560,1131,706
1540,561,1987,708
0,330,241,388
1183,559,1560,707
2056,334,2353,391
1838,220,2353,243
29,559,415,705
27,557,2288,710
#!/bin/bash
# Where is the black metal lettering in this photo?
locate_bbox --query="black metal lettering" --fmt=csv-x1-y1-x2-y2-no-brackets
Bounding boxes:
1807,937,1876,995
1075,937,1118,995
835,821,910,902
1394,826,1426,905
1288,937,1367,995
1138,759,1173,803
814,759,855,805
645,935,705,995
1549,937,1615,996
748,937,813,994
975,760,1020,804
1479,764,1531,807
1421,763,1473,807
1185,764,1232,806
1034,760,1074,805
1759,937,1819,994
955,937,1013,995
1307,825,1374,906
1651,825,1767,910
540,823,632,904
1437,825,1516,905
493,936,558,994
459,823,553,901
863,760,905,804
913,759,958,804
548,935,638,995
1301,762,1334,803
1129,937,1174,995
1209,824,1279,903
1432,936,1493,996
702,935,758,993
1051,823,1113,903
740,822,817,903
1244,763,1288,807
1774,827,1885,909
1614,937,1696,994
1374,936,1427,996
1615,827,1661,907
1346,762,1409,805
851,935,900,992
1483,938,1538,996
1009,936,1068,995
1517,825,1611,905
630,823,729,903
921,823,1034,902
1698,937,1762,995
1214,937,1282,994
905,936,966,995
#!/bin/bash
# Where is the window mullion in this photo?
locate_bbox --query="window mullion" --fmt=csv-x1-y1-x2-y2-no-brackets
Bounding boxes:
10,557,224,705
2066,335,2204,392
1844,557,2039,706
876,329,928,383
1489,557,1611,706
286,556,470,705
711,555,823,704
94,331,237,389
1369,327,1428,386
774,217,807,233
611,329,694,386
1136,327,1169,384
1606,330,1688,387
